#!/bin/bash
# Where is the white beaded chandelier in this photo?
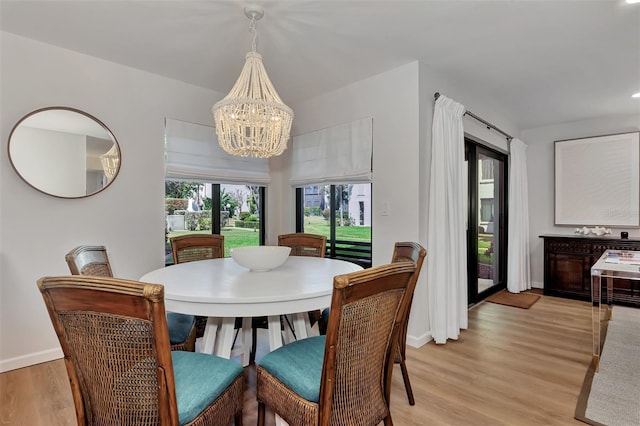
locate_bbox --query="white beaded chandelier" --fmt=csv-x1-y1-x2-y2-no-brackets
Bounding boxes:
100,144,119,181
212,6,293,158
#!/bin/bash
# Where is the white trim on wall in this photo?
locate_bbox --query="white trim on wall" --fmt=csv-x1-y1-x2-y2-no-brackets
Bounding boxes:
0,348,63,373
406,331,433,348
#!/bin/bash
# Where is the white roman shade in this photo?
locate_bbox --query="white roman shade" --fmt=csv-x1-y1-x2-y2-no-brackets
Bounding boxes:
165,118,271,184
290,117,372,187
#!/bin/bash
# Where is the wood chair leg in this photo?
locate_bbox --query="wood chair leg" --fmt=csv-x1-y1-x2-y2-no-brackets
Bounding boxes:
318,313,327,336
383,414,394,426
232,327,240,347
282,314,297,339
250,326,258,364
257,401,265,426
235,410,243,426
399,359,415,406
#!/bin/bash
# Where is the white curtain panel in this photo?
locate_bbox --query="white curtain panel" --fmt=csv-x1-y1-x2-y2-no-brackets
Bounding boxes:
165,118,271,185
290,117,373,187
507,138,531,293
427,95,468,344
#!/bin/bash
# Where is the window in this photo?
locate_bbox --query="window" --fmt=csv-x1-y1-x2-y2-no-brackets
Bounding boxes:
290,117,373,268
164,118,270,264
480,198,494,223
165,181,265,263
480,159,494,181
296,183,372,268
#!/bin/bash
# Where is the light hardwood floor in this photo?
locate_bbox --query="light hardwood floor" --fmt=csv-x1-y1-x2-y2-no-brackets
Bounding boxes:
0,294,593,425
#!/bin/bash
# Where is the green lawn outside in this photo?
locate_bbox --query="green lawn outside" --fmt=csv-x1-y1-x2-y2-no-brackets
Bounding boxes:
302,215,371,241
478,234,493,265
168,227,259,257
168,216,371,259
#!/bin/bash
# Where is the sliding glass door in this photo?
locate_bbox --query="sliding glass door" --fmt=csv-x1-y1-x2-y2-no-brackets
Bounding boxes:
466,140,508,304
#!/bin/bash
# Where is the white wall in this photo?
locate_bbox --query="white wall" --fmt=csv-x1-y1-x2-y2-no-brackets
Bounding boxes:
10,126,87,196
522,115,640,288
274,61,521,348
284,62,421,264
0,32,225,372
270,62,424,342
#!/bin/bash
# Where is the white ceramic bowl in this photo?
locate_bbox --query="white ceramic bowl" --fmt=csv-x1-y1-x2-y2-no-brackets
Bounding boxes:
230,246,291,272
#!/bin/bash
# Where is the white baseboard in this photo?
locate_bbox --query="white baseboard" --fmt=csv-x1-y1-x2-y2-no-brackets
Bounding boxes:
0,348,63,373
406,331,432,348
532,281,544,289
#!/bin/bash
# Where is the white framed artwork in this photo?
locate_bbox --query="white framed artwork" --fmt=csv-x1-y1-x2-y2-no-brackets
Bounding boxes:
555,131,640,227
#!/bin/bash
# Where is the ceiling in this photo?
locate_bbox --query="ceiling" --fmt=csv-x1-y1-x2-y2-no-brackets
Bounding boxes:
1,0,639,131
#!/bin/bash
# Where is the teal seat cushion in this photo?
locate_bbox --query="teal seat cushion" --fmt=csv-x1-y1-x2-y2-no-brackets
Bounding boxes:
258,335,326,403
167,313,195,345
171,351,243,425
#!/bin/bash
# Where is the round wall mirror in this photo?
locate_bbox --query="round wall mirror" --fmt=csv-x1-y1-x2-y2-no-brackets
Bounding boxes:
8,107,121,198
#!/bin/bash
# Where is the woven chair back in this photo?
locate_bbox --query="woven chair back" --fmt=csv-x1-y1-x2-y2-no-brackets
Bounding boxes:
170,234,224,264
65,245,113,277
37,276,178,425
391,242,427,361
319,262,417,425
278,233,326,258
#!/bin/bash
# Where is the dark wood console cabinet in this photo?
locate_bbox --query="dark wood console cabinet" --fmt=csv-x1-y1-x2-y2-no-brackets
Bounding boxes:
540,234,640,307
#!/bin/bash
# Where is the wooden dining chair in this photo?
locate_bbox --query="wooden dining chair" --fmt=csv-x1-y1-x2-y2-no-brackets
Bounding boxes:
170,234,225,265
276,234,330,335
277,233,327,258
390,241,427,406
316,241,426,406
65,245,197,352
247,233,328,363
256,261,418,426
37,275,244,426
170,234,225,338
278,232,328,332
65,244,114,276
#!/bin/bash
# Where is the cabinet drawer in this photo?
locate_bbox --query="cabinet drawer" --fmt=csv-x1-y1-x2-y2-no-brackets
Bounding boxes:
546,240,592,255
593,242,640,255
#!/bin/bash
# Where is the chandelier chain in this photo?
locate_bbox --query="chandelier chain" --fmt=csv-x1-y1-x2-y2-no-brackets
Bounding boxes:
249,16,257,53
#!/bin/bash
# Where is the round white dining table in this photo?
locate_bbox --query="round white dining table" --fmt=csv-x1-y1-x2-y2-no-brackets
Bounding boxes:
140,256,362,366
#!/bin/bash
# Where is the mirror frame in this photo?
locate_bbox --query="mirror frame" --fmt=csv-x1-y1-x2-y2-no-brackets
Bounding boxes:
7,106,121,199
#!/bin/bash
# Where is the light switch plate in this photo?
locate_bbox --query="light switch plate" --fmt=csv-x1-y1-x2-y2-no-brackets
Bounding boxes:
381,201,390,216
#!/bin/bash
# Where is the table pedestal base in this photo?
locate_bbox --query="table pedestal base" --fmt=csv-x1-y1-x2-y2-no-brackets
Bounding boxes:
200,312,316,367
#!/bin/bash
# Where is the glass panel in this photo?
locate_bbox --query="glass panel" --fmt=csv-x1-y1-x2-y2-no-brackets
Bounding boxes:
165,181,207,262
301,184,330,238
221,184,261,256
333,184,371,242
476,153,502,294
300,183,372,268
165,181,261,260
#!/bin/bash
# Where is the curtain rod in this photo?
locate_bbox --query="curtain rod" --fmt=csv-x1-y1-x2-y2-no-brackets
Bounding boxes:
434,92,513,141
